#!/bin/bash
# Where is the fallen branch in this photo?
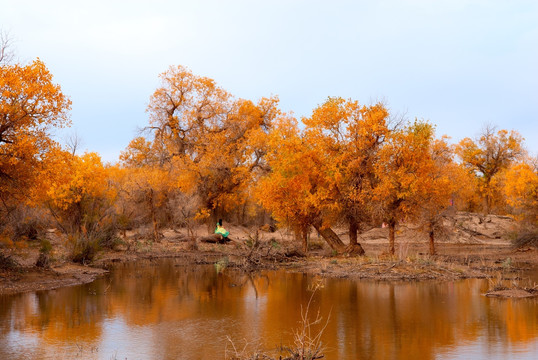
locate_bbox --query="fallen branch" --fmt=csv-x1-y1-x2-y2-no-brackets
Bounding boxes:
199,233,232,244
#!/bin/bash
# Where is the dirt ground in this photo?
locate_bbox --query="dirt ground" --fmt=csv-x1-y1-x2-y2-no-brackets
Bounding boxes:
1,223,537,297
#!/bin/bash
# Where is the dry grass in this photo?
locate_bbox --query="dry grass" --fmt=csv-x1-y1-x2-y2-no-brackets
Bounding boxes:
224,337,271,360
282,280,328,360
225,280,328,360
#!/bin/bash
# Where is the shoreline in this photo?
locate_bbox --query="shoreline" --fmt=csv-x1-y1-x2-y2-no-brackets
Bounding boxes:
2,238,537,297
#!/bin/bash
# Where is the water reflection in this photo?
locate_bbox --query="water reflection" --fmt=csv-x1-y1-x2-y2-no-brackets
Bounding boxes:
0,259,536,359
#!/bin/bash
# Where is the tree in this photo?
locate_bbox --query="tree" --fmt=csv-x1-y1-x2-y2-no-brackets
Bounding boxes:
257,116,347,253
146,64,232,163
43,151,117,262
1,58,71,220
111,165,174,241
145,65,279,232
45,152,113,234
303,98,391,255
456,125,523,214
415,137,460,255
451,163,482,212
374,120,441,255
257,117,319,252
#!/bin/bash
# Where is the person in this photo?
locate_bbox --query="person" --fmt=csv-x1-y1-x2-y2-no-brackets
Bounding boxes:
214,219,230,240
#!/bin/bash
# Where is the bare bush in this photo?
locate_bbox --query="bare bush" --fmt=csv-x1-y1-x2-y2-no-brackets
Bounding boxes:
0,206,51,250
0,252,18,269
511,225,538,249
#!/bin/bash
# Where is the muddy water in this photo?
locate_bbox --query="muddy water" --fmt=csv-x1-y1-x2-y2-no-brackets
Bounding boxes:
0,259,537,359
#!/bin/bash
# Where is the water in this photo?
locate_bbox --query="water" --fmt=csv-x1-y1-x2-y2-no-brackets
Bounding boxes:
0,259,537,359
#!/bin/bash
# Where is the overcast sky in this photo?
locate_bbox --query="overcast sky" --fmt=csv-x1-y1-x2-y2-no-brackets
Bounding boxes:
2,0,537,162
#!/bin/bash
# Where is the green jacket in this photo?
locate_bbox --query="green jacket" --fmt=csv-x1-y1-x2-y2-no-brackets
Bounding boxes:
215,224,229,237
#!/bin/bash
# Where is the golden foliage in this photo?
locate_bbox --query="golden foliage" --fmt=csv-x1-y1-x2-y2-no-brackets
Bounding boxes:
0,59,71,207
1,58,533,254
144,65,280,228
256,116,323,231
304,98,390,225
456,126,523,213
374,120,459,254
503,159,538,223
45,152,112,211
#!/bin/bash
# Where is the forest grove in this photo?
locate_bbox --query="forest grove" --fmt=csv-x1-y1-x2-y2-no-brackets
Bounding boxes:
1,56,537,264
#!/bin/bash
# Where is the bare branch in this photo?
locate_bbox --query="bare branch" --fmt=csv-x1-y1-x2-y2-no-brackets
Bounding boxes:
65,132,84,156
0,30,15,65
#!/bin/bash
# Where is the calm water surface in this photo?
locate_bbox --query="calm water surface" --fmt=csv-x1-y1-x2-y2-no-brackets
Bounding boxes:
0,259,537,359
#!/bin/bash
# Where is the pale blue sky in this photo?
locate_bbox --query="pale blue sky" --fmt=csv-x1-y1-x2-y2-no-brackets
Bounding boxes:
2,0,537,162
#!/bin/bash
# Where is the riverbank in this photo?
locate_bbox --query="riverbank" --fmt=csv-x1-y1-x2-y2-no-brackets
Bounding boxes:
1,225,537,296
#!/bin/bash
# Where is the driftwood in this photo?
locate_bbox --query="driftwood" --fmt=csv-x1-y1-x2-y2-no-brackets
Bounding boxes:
284,249,307,258
199,233,232,244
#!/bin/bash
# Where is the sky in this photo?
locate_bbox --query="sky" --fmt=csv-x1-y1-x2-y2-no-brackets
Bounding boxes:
1,0,537,162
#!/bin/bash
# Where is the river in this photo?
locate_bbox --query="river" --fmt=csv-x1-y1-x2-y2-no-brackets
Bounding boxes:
1,259,537,359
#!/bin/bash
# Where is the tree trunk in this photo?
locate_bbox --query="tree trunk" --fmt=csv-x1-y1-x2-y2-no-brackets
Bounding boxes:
302,227,308,253
429,225,436,255
152,218,159,242
208,208,218,235
349,218,358,245
484,178,491,214
294,227,309,253
148,189,159,242
294,229,301,248
312,218,346,253
388,220,396,255
346,218,366,256
75,201,83,235
345,243,366,256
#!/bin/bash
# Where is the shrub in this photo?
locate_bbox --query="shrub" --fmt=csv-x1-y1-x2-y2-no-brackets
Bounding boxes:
69,219,122,264
0,206,50,249
36,239,53,268
40,239,53,254
71,234,100,264
35,253,50,268
511,225,538,249
0,252,18,270
11,207,50,242
96,220,122,250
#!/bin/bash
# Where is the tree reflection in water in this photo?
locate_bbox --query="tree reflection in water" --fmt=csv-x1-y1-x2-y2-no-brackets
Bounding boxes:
0,259,536,359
